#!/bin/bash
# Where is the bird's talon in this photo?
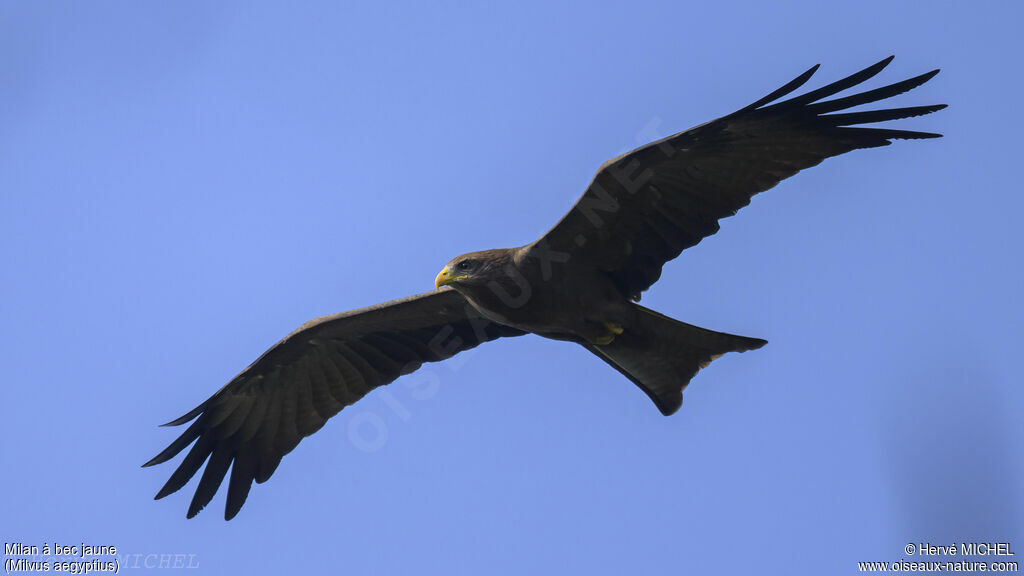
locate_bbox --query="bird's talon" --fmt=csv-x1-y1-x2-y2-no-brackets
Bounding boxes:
603,322,624,335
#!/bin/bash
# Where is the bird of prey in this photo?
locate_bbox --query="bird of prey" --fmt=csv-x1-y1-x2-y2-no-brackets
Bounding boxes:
145,56,944,519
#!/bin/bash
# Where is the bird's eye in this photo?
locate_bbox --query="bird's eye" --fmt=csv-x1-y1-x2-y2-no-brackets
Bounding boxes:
456,260,472,271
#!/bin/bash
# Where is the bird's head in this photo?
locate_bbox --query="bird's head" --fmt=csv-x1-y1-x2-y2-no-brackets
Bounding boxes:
435,249,511,290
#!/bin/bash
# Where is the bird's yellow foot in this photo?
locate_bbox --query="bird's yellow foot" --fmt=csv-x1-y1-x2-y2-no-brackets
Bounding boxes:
603,322,624,335
591,322,623,346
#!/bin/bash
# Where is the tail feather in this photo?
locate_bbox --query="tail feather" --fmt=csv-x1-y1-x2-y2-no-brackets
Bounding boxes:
584,306,765,416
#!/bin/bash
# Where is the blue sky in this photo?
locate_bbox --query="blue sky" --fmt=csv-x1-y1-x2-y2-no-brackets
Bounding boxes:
2,1,1022,574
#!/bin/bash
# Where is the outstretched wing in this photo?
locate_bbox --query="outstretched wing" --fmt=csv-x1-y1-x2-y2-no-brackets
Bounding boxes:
144,288,524,520
526,56,945,300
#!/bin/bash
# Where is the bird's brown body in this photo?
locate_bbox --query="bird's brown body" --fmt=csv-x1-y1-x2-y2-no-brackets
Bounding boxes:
439,247,633,345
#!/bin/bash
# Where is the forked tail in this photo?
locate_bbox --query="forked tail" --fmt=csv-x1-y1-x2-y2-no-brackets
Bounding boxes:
583,305,766,415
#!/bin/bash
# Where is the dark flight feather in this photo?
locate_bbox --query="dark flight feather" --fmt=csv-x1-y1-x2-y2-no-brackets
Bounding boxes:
144,289,523,519
526,56,945,300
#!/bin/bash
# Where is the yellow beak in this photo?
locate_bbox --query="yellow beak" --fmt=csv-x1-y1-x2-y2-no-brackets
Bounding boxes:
434,266,468,289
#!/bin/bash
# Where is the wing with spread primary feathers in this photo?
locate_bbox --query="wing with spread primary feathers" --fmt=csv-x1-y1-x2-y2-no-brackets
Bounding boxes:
143,288,523,519
527,56,945,300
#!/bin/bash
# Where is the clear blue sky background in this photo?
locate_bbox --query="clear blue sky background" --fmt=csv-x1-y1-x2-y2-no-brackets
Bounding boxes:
3,1,1021,574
